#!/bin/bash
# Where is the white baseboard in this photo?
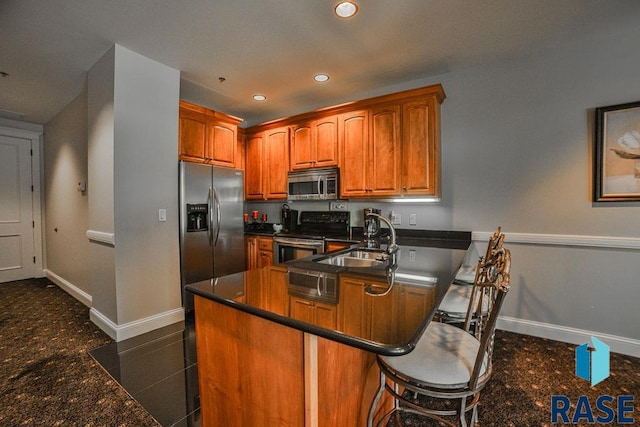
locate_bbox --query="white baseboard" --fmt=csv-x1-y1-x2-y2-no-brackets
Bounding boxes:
90,306,185,342
497,316,640,358
44,269,92,307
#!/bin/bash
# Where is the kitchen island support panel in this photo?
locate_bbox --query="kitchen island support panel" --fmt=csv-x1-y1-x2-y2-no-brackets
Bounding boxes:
194,295,391,426
194,296,305,426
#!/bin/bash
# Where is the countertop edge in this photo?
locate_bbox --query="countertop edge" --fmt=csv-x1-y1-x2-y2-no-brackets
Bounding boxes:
186,284,415,356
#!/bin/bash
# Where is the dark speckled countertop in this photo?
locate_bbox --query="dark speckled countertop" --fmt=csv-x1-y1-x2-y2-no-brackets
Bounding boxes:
187,231,471,356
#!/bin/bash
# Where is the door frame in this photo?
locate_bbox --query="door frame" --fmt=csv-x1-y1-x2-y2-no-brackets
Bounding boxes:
0,124,44,279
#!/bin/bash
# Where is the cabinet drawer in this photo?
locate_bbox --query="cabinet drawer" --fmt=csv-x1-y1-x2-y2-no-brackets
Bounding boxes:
258,238,273,251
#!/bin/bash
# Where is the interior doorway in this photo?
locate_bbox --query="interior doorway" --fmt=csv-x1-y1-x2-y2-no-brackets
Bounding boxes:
0,128,42,283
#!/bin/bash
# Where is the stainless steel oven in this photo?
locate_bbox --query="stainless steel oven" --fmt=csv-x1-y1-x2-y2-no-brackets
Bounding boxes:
273,236,325,264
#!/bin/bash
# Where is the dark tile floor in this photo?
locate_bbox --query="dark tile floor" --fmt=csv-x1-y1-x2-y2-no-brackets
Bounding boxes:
89,315,200,427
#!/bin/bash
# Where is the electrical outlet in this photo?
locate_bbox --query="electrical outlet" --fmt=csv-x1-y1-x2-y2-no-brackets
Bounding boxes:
409,213,417,226
330,201,348,211
408,249,416,262
391,211,401,225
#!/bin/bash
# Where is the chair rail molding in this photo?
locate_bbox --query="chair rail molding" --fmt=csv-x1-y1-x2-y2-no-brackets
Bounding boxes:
86,229,115,246
473,231,640,250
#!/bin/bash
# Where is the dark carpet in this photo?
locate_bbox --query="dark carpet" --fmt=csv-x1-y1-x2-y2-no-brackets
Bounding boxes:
1,278,159,426
1,277,639,426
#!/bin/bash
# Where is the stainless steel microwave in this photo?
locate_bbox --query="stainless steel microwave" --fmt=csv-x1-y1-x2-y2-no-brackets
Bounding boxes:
287,167,339,200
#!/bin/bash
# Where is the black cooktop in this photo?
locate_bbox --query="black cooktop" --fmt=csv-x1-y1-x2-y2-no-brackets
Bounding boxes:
276,211,350,239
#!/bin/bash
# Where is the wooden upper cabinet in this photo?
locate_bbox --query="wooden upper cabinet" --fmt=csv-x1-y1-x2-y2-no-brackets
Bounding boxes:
244,132,265,200
179,109,208,162
178,101,242,168
338,110,369,197
340,105,401,197
290,115,339,170
207,121,237,167
368,104,401,196
401,97,439,196
244,127,289,200
265,127,289,199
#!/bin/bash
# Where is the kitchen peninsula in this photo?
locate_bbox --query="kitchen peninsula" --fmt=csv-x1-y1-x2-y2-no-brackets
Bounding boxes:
186,233,470,426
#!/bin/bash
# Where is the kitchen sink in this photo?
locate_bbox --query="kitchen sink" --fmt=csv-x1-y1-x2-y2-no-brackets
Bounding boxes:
316,249,388,268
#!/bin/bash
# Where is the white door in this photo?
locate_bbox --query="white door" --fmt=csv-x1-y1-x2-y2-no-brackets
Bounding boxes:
0,134,35,282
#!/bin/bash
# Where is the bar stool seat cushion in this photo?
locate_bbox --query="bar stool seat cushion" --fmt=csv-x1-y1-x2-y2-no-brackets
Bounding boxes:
380,322,487,389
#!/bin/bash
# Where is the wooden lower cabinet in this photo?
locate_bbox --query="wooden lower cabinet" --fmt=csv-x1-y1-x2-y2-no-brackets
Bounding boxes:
194,295,391,426
245,236,273,270
290,297,337,330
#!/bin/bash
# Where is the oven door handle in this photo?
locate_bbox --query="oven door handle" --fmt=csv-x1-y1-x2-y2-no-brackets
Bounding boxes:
274,238,324,249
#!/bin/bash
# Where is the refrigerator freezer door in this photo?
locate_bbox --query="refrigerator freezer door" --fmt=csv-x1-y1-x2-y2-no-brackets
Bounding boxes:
212,167,246,277
180,162,215,307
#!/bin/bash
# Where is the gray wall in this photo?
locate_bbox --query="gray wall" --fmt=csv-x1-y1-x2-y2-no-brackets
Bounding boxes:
43,90,91,297
440,23,640,344
86,44,182,336
111,45,181,324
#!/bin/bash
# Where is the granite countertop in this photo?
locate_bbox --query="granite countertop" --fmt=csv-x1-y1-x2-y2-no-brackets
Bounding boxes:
187,234,471,356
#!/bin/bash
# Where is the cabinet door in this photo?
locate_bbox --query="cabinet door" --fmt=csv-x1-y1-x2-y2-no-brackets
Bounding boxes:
367,280,398,343
368,104,401,196
398,285,435,336
290,123,314,170
244,133,265,200
265,127,289,199
208,120,237,168
339,111,369,197
315,302,338,329
290,297,315,324
258,250,273,268
266,266,289,316
402,98,439,196
245,236,259,270
337,276,368,336
179,110,208,162
314,115,339,168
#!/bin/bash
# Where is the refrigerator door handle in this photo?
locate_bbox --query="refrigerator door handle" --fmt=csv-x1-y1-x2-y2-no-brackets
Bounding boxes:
208,187,214,246
213,186,221,247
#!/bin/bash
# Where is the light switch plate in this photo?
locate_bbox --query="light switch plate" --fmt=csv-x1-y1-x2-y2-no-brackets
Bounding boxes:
409,213,417,226
158,209,167,222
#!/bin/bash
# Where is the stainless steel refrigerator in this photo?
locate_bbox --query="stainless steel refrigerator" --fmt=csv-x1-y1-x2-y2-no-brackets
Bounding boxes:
179,161,246,311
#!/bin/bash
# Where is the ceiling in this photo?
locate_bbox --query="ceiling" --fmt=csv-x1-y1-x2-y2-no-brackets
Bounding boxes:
2,0,640,127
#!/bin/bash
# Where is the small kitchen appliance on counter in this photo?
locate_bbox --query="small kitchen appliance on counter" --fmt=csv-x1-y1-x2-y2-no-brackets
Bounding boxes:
281,203,298,232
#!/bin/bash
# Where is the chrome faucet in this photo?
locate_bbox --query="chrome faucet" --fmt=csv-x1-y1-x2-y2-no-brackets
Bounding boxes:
365,212,398,256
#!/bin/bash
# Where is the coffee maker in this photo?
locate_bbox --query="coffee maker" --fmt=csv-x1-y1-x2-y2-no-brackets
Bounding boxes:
281,203,299,233
363,208,382,240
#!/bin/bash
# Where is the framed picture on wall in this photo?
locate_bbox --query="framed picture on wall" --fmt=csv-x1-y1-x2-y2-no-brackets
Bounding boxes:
594,100,640,202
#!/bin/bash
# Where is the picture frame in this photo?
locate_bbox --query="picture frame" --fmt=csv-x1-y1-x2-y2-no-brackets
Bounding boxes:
593,100,640,202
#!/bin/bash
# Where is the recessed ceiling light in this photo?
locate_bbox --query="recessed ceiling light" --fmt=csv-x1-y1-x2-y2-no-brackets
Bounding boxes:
253,94,266,101
314,74,330,82
335,1,358,18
